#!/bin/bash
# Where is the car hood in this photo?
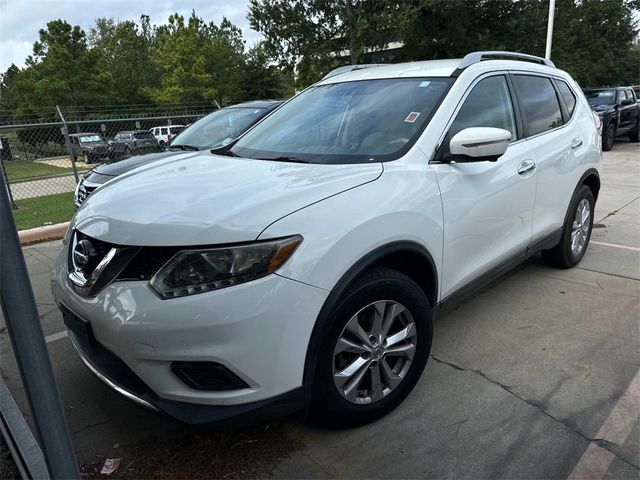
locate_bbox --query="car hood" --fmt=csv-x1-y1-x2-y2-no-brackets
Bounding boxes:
74,154,383,246
91,150,188,178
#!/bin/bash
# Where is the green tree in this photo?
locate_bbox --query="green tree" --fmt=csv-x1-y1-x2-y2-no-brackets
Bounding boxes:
143,12,217,104
240,42,293,100
248,0,401,87
7,20,111,119
89,17,157,105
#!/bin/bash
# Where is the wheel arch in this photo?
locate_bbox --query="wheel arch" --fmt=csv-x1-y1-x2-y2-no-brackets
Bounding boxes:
579,168,601,202
302,241,438,389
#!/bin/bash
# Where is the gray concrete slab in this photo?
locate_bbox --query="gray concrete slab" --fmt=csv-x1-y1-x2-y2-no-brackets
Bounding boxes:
1,142,638,478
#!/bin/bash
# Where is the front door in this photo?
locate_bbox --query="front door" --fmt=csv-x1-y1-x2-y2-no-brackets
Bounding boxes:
432,74,537,298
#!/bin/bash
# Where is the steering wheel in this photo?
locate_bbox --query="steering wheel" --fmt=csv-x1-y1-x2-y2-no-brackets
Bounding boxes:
389,137,410,145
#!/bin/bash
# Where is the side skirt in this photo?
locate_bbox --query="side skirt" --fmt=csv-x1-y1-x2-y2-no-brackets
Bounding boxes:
434,227,563,317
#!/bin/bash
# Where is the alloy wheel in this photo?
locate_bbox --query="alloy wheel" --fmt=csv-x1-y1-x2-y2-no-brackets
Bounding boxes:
332,300,416,404
571,198,591,256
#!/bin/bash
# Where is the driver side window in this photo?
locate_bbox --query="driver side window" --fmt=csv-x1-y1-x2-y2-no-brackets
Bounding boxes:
449,75,517,141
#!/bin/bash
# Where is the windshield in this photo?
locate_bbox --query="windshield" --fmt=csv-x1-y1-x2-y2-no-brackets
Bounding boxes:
172,108,267,149
584,89,616,106
231,78,452,164
79,134,102,143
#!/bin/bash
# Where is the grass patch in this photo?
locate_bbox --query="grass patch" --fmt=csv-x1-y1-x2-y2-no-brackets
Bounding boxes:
3,160,78,181
12,191,75,230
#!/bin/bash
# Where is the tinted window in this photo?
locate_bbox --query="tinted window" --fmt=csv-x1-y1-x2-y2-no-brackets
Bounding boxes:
232,77,453,164
556,80,577,117
161,127,168,135
133,131,155,139
449,75,517,140
513,75,563,136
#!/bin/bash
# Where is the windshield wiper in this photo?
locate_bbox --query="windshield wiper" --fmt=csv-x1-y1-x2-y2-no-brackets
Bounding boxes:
212,148,241,157
169,144,200,151
257,156,309,163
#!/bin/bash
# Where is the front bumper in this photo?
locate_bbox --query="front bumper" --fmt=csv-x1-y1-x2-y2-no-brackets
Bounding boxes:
67,328,309,425
51,245,328,421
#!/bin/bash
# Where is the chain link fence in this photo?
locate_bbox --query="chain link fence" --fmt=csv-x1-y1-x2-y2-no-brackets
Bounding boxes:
1,108,207,231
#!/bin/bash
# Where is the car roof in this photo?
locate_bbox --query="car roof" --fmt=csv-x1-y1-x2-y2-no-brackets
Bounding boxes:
70,132,100,137
317,51,560,85
224,99,284,110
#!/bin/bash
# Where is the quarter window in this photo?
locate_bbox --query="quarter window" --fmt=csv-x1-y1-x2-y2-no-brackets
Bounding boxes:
556,80,577,117
513,75,563,136
449,75,517,141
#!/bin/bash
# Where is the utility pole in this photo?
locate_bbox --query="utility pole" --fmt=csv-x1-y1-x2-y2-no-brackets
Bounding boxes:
545,0,556,60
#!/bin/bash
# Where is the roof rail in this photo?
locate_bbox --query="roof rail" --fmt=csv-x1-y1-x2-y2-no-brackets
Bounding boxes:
322,64,387,80
456,51,555,74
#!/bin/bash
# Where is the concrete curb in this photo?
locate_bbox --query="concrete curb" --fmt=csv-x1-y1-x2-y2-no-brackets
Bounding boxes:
18,222,69,246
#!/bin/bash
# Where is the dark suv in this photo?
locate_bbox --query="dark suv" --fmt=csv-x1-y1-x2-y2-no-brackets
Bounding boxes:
584,87,640,151
68,133,112,163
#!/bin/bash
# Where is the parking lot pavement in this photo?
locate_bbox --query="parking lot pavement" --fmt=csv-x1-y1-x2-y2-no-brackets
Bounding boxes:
1,141,638,478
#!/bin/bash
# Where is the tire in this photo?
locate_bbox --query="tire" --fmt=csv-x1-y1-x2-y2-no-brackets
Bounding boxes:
308,267,433,426
542,185,595,268
83,152,91,164
602,123,616,151
629,120,640,143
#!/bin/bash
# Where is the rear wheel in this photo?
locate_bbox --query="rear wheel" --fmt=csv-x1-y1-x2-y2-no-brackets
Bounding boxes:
602,123,616,151
542,185,595,268
308,267,432,426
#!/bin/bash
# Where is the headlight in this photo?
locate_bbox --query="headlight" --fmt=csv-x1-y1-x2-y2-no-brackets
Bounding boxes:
149,236,302,299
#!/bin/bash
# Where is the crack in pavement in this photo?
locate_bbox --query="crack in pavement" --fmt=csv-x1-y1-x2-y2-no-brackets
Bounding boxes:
597,195,640,223
430,354,640,471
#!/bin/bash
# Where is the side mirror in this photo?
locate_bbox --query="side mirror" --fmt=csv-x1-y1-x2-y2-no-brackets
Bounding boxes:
449,127,512,162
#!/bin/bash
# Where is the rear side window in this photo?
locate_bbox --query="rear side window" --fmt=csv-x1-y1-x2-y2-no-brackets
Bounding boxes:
449,75,517,141
556,80,577,117
513,75,563,136
134,132,154,139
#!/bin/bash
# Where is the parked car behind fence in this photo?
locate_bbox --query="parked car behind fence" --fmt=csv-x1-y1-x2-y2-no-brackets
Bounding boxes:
150,125,186,146
109,130,159,154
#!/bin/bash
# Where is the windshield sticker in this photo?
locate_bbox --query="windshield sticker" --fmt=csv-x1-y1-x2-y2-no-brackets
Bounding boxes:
419,81,431,88
404,112,421,123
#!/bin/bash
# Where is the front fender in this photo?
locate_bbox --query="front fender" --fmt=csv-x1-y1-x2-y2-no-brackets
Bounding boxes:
258,163,444,296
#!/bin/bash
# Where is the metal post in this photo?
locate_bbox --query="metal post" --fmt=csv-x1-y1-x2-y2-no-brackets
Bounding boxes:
56,105,79,184
545,0,556,60
0,158,16,210
0,167,79,479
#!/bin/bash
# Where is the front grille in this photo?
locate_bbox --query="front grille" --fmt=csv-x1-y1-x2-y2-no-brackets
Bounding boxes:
116,247,179,281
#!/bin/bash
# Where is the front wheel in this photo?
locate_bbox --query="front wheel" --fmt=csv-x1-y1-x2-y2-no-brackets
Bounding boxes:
308,267,432,426
629,120,640,143
83,152,91,164
542,185,595,268
602,123,616,151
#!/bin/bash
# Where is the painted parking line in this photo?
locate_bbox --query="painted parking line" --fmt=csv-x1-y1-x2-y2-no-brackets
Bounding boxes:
568,369,640,479
590,241,640,252
45,330,68,344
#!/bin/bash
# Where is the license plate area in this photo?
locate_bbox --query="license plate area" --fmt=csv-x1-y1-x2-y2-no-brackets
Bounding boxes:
60,304,95,346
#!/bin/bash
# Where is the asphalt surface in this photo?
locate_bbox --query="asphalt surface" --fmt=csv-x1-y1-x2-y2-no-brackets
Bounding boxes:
1,140,638,479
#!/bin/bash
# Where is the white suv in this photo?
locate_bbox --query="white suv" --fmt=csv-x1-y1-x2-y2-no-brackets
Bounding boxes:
52,52,601,426
150,125,185,147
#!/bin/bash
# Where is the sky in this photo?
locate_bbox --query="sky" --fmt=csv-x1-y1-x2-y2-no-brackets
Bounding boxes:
0,0,262,72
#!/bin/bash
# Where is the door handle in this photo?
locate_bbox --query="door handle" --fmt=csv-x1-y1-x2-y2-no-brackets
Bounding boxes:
518,159,536,176
571,137,583,149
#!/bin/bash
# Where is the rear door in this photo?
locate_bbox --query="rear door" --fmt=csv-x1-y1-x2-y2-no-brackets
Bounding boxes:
512,74,581,241
432,74,537,297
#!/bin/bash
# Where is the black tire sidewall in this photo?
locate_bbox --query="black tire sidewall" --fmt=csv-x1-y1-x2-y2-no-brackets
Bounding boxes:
310,269,432,425
603,124,615,151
